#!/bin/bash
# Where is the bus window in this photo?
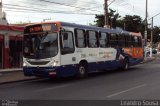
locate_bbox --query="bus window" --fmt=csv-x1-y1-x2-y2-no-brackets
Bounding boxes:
125,35,132,47
110,33,118,47
133,36,139,47
99,32,108,48
61,31,75,55
138,37,142,47
75,29,86,48
118,34,125,47
87,30,98,48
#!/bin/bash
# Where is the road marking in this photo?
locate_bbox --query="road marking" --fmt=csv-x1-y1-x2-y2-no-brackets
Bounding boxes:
107,84,146,98
34,84,70,92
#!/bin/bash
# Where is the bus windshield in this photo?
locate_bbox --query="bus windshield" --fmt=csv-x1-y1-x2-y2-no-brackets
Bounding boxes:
23,32,58,59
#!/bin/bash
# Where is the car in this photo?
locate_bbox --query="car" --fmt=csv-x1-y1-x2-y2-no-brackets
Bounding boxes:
152,48,157,54
146,48,157,56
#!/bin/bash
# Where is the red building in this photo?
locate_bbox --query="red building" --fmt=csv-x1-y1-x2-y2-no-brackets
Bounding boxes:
0,24,24,69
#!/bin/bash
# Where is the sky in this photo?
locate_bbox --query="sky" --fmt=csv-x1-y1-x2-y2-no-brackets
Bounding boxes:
2,0,160,26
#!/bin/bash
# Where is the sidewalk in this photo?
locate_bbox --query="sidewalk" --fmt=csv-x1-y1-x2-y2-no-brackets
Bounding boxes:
0,68,37,84
141,56,156,64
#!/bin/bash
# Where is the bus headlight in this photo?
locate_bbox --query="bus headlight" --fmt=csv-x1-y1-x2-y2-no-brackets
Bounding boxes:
23,62,27,67
51,61,59,66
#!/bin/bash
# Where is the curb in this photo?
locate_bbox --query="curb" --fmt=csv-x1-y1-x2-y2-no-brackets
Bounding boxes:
0,77,40,85
0,68,23,74
141,57,156,64
0,70,22,74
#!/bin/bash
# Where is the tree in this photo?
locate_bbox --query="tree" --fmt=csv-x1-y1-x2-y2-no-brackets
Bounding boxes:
95,9,121,28
95,10,145,36
122,15,145,33
152,26,160,44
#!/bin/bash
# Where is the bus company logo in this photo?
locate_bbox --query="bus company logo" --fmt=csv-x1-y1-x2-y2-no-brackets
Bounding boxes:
1,100,18,106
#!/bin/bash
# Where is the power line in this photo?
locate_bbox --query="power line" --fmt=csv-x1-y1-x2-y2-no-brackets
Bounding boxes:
38,0,102,12
148,12,160,20
4,7,96,15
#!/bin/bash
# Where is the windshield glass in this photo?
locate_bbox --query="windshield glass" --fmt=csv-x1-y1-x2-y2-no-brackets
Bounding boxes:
23,32,58,59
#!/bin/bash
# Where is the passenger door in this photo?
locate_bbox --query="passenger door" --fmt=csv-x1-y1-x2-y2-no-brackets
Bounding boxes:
60,31,76,66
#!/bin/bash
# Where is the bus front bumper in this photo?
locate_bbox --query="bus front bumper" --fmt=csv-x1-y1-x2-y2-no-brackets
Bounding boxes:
23,67,57,77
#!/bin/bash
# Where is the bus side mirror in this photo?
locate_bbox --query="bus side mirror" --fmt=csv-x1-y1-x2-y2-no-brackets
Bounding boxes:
63,33,68,40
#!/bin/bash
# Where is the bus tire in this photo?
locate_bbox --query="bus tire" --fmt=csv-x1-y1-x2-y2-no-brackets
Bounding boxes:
122,58,129,70
77,62,88,78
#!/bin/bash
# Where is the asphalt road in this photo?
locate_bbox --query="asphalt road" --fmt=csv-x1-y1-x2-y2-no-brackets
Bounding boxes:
0,56,160,100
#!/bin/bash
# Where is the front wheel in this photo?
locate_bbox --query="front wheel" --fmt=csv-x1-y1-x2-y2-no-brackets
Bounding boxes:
77,63,88,78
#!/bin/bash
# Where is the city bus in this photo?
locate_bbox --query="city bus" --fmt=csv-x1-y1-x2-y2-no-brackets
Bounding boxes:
23,22,143,78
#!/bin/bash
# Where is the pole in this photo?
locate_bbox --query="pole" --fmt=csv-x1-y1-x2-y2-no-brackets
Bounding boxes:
144,0,148,58
0,0,2,19
104,0,109,28
150,17,153,57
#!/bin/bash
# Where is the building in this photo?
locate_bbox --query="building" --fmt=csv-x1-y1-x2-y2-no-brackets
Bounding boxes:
0,1,25,69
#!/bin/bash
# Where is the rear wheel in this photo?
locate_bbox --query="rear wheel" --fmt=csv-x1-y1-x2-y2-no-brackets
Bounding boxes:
77,63,88,78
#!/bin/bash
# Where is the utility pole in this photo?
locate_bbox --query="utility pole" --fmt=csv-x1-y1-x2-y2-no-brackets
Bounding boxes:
150,17,153,57
0,0,2,19
144,0,148,58
104,0,109,28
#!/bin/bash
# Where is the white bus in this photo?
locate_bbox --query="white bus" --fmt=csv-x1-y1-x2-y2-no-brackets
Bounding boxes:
23,22,143,78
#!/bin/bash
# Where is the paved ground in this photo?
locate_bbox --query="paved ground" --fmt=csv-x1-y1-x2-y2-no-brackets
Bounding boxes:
0,56,156,84
0,56,159,106
0,70,37,84
0,56,159,100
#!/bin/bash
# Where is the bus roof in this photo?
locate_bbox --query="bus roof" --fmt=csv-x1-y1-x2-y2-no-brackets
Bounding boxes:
60,22,131,35
24,21,141,36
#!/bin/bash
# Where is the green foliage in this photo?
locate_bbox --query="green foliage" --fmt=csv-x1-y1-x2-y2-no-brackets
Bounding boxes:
152,26,160,44
94,9,160,44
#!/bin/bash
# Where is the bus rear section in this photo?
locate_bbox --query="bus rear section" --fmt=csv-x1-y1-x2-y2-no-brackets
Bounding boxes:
123,32,144,66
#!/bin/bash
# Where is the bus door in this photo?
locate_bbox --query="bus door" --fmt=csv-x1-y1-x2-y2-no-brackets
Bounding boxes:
60,31,76,74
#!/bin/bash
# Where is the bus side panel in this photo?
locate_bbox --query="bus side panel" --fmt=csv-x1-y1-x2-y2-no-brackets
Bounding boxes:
124,47,143,66
87,60,123,72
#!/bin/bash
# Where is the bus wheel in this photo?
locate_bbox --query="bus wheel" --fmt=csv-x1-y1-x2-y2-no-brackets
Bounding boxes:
77,63,88,78
122,58,129,70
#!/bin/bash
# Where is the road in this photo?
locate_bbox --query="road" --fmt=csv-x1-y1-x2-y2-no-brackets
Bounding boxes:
0,56,160,100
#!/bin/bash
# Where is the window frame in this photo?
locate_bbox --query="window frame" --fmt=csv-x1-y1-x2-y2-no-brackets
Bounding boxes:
110,33,118,47
74,28,86,48
117,34,126,47
87,30,99,48
60,31,75,55
99,32,110,48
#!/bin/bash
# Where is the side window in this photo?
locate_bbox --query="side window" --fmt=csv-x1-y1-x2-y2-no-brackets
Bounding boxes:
126,35,132,47
133,36,138,47
118,34,125,47
75,29,86,48
99,32,108,48
87,30,98,48
61,31,75,55
110,33,118,47
138,37,142,47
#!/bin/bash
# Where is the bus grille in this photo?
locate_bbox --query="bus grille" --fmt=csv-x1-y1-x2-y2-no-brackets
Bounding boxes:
27,61,50,65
